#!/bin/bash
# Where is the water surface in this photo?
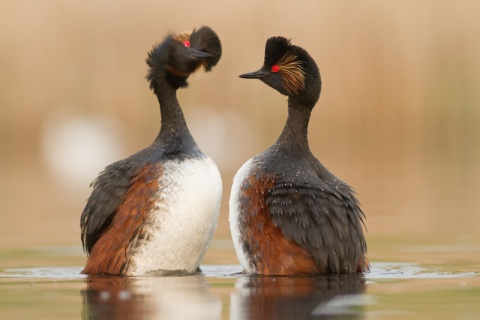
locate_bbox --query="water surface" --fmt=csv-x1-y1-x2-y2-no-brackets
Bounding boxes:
1,246,478,320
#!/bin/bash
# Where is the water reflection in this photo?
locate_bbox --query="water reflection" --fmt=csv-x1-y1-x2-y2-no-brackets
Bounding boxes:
231,274,366,320
81,270,365,320
82,275,222,320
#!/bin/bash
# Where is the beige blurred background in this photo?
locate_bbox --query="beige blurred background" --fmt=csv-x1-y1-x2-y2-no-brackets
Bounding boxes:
1,1,479,258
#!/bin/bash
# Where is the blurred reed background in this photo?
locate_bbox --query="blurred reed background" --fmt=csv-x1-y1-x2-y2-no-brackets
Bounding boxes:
1,1,479,261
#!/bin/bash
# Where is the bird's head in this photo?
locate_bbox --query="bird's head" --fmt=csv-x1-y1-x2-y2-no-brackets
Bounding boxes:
240,36,321,107
146,26,222,92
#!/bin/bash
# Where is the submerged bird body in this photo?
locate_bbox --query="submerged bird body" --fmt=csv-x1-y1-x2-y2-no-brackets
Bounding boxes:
230,37,367,275
81,27,222,276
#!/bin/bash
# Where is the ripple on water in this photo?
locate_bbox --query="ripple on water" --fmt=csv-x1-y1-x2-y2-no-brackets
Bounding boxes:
0,267,86,279
366,262,477,280
0,263,476,280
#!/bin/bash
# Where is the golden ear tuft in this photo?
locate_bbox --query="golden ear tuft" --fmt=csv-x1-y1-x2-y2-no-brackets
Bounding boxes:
277,53,306,95
173,32,192,43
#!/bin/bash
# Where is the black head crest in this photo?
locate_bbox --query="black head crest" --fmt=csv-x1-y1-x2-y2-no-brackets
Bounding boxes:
240,36,321,106
264,36,294,68
146,26,222,92
189,26,222,71
146,35,190,91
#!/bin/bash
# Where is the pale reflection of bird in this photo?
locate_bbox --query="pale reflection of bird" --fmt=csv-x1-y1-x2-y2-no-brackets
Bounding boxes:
231,275,365,320
80,26,222,276
82,276,221,320
230,36,368,275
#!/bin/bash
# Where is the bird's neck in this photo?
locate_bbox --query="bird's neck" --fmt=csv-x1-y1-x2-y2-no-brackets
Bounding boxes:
274,102,312,151
153,80,196,148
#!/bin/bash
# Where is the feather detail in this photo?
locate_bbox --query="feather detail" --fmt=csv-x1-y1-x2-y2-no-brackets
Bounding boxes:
277,52,306,95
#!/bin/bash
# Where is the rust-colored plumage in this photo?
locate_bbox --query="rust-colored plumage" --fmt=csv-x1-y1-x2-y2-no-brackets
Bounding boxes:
241,174,320,275
82,165,161,275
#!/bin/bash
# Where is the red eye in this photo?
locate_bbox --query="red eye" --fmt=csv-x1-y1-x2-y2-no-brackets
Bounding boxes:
183,40,191,47
271,65,280,72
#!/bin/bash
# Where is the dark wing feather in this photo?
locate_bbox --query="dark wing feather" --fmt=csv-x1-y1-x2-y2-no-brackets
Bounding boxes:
266,179,367,273
80,159,140,255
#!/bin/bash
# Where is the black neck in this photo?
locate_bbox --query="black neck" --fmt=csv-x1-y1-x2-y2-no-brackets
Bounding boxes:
274,101,312,151
153,79,198,154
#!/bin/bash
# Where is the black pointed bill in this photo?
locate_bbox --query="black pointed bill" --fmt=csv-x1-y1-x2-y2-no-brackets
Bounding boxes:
189,48,214,59
239,69,270,79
